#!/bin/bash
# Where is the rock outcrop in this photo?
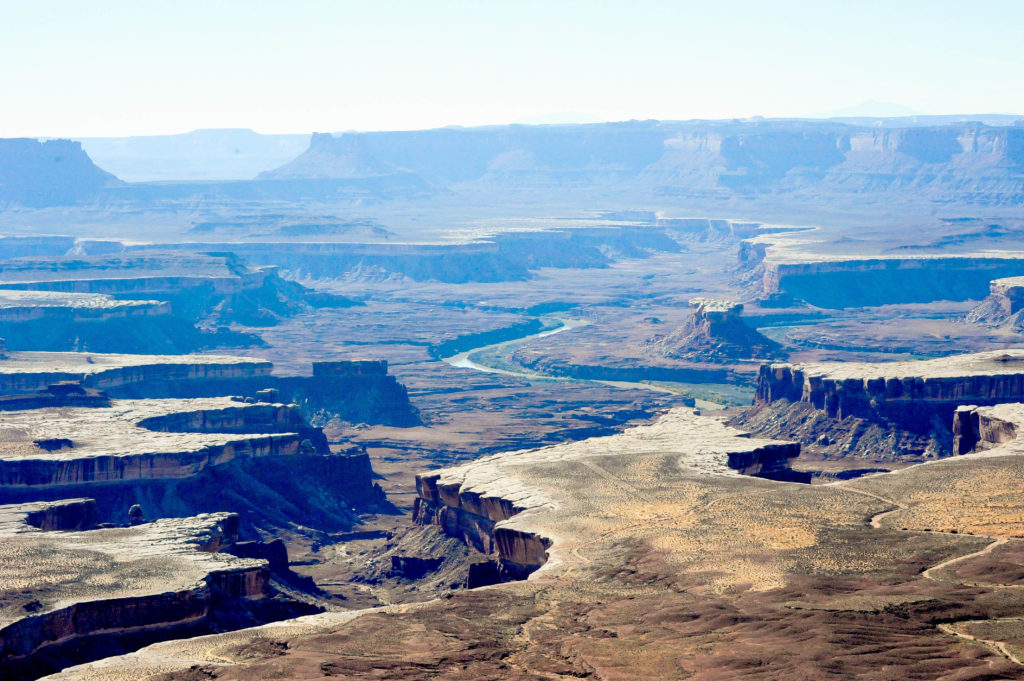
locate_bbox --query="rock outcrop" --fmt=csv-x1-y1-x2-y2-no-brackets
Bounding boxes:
650,298,786,362
0,351,272,396
0,352,419,427
0,500,312,680
740,350,1024,460
42,400,1024,681
754,350,1024,424
413,409,803,583
159,224,683,284
757,254,1024,308
951,403,1024,454
0,370,393,537
0,250,360,353
0,398,313,490
964,276,1024,331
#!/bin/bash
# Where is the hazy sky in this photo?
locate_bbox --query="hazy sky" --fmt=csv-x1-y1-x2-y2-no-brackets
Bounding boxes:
2,0,1022,137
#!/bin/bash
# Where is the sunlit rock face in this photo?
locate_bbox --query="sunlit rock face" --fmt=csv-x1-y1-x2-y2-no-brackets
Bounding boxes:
0,385,387,536
0,501,279,680
741,350,1024,461
650,298,786,362
964,276,1024,332
755,350,1024,422
413,409,803,582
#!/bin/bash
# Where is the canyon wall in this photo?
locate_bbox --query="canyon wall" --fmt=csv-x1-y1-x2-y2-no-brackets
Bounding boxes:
951,403,1022,454
0,505,282,681
754,353,1024,434
760,255,1024,308
0,355,418,427
0,432,302,488
963,276,1024,331
412,413,804,584
413,471,552,582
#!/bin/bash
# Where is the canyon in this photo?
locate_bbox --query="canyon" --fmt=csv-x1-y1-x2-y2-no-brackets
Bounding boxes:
44,396,1024,680
7,114,1024,679
0,499,315,681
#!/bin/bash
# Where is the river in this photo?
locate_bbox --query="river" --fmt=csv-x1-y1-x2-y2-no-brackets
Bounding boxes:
442,317,725,409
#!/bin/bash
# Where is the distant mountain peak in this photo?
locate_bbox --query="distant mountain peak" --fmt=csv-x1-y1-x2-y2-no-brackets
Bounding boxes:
814,100,928,119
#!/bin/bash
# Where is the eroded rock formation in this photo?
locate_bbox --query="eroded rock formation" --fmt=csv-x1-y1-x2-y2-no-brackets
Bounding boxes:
650,298,786,362
0,251,356,352
0,352,419,426
52,402,1024,680
0,500,317,680
964,276,1024,331
413,409,803,583
741,350,1024,460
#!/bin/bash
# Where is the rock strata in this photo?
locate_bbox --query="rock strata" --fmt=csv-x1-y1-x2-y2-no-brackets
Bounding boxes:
952,403,1024,454
0,398,308,490
414,409,802,582
741,350,1024,460
755,350,1024,427
0,501,279,679
650,298,786,362
964,276,1024,331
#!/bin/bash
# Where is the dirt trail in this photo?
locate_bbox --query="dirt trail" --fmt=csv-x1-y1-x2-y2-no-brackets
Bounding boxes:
836,482,1024,667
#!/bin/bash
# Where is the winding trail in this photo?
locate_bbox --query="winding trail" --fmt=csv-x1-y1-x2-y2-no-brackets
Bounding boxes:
835,482,1024,667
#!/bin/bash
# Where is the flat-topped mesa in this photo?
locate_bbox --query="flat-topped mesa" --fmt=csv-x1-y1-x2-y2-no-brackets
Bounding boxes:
0,351,272,396
0,290,169,323
690,297,744,322
0,398,317,490
0,351,419,426
756,349,1024,430
0,252,258,295
989,277,1024,315
0,382,109,412
0,251,356,336
757,254,1024,309
0,499,307,680
650,297,786,363
283,359,418,426
413,409,802,586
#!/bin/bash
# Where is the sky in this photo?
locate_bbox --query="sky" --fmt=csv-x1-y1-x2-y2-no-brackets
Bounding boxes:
1,0,1022,138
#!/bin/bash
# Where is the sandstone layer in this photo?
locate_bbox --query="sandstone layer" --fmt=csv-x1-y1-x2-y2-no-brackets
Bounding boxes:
741,349,1024,461
0,352,418,426
964,276,1024,331
755,349,1024,425
0,351,271,396
649,297,785,363
39,404,1024,680
413,409,803,581
0,398,309,490
0,500,271,679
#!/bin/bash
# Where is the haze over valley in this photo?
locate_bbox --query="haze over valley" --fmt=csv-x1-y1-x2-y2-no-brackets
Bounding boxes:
3,2,1024,679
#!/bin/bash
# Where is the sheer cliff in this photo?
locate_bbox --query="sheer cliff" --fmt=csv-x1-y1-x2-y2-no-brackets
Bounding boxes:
252,120,1024,207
